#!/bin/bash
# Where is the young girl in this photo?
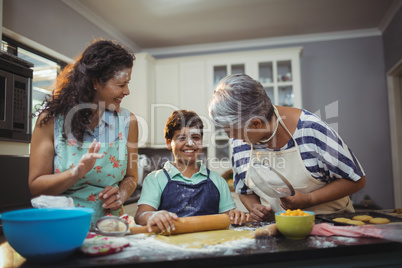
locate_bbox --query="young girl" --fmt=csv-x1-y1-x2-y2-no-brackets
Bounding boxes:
135,110,250,233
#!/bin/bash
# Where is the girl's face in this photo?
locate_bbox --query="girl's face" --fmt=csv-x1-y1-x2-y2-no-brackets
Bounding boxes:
166,127,203,166
93,67,132,111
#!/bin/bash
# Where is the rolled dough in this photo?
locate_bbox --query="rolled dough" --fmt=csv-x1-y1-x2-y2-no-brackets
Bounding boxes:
154,229,254,248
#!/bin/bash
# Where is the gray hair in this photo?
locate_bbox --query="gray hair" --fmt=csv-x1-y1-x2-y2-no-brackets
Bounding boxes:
208,74,274,128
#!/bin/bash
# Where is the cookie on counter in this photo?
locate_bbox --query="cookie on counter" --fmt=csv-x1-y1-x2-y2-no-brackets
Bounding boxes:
352,215,373,222
346,220,365,225
333,217,350,223
369,217,390,224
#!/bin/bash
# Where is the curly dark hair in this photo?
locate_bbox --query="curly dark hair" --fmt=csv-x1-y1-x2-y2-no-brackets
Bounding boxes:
164,110,204,140
37,39,135,143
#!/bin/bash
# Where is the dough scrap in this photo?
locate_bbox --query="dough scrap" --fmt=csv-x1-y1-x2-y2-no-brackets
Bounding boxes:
154,229,254,248
254,224,279,237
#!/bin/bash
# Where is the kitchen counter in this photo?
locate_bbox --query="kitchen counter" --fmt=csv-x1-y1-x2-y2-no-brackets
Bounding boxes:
1,222,402,268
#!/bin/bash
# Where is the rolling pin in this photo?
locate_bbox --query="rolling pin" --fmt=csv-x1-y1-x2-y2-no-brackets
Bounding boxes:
130,214,231,235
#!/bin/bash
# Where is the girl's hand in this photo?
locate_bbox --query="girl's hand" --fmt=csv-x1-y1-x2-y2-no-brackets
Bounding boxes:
280,190,311,210
147,211,179,234
249,204,272,222
71,139,103,179
228,210,251,225
99,186,123,211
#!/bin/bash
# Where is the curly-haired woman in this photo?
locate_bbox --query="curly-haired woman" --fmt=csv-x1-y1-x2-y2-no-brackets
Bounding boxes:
29,39,138,227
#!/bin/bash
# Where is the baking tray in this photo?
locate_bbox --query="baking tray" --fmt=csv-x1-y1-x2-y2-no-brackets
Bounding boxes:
316,211,402,226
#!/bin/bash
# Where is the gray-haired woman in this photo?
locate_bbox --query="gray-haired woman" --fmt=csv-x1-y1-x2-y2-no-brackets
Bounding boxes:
208,74,366,221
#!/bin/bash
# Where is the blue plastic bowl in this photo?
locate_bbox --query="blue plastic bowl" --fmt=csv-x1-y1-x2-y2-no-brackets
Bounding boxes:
0,207,94,263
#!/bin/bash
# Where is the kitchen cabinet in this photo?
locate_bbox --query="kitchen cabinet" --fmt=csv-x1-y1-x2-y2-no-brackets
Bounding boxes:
124,54,208,147
206,47,303,174
178,61,208,118
151,59,208,146
121,53,156,147
122,47,303,159
152,62,180,146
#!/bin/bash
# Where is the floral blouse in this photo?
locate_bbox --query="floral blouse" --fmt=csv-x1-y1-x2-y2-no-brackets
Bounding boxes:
54,108,130,228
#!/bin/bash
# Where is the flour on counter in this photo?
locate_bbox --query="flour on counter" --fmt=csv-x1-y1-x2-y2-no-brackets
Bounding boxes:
307,236,337,248
308,236,359,248
91,233,255,262
333,236,358,244
127,233,255,252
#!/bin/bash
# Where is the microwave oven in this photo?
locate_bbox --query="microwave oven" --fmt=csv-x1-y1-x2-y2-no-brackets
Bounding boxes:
0,51,33,142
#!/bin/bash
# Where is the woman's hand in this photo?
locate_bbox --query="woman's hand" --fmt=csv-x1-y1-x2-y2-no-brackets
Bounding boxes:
228,210,251,225
280,190,311,210
146,210,179,234
71,139,103,179
99,186,123,211
280,177,366,210
249,204,272,222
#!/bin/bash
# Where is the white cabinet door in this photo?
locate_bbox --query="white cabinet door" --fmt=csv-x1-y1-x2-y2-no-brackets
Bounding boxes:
153,63,180,146
153,60,209,147
121,52,155,147
255,53,302,108
179,61,207,118
205,60,250,175
178,61,216,165
205,47,303,174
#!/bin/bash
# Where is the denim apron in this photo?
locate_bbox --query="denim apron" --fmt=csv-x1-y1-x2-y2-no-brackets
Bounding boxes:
158,168,220,217
54,111,127,228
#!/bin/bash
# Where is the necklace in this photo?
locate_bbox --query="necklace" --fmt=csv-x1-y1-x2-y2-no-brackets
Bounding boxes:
258,107,279,144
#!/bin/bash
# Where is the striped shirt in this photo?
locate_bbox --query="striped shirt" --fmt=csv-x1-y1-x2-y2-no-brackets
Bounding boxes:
232,109,365,195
